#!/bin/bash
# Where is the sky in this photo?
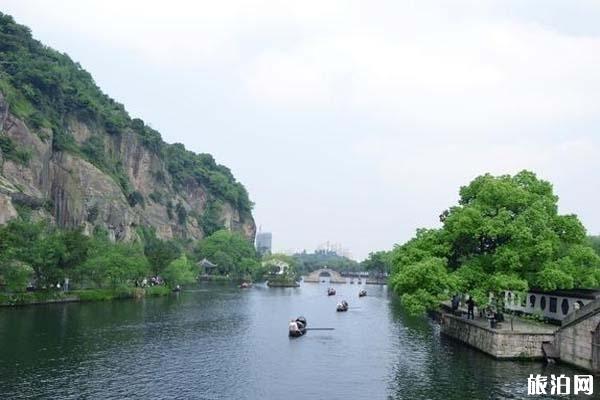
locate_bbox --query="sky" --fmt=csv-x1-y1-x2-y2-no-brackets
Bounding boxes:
2,0,600,260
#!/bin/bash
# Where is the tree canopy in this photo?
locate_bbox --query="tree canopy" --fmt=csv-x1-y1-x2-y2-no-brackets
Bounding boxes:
194,229,260,278
390,170,600,315
162,255,197,288
292,250,359,274
361,251,392,277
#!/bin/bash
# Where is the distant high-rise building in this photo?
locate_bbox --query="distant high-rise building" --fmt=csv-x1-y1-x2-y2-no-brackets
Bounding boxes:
256,231,272,256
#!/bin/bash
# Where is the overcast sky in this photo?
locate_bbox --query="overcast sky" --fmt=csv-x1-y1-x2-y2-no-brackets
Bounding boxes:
3,1,600,259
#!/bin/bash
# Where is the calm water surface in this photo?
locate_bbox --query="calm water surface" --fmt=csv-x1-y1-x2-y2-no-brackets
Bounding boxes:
0,282,591,399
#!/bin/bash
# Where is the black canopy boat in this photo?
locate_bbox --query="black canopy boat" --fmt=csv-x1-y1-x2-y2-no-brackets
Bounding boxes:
327,287,336,296
336,300,349,312
289,316,307,337
358,289,367,297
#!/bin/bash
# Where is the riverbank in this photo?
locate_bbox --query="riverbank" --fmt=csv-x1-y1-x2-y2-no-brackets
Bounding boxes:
266,277,299,287
0,281,584,399
439,310,557,360
0,286,172,307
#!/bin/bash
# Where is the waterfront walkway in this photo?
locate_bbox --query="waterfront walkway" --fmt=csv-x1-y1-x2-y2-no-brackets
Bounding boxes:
440,301,557,334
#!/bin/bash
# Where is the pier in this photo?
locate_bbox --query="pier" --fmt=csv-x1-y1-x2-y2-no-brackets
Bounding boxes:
439,299,600,371
439,307,556,359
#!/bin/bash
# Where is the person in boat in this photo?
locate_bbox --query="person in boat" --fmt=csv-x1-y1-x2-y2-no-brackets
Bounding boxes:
289,319,299,333
337,300,349,311
289,319,304,336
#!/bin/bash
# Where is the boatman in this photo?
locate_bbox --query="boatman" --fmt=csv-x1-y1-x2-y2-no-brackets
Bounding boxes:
289,319,299,334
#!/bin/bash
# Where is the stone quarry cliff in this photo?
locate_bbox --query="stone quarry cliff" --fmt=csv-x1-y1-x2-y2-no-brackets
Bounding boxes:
0,13,255,243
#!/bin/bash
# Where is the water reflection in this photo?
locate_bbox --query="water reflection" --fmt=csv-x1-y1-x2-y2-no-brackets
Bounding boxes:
0,283,590,399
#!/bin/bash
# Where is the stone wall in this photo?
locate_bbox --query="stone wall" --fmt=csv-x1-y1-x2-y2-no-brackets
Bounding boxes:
555,299,600,371
440,314,555,359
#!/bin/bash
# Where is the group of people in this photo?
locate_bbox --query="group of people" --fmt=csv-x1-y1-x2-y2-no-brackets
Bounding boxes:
135,276,164,288
451,294,476,320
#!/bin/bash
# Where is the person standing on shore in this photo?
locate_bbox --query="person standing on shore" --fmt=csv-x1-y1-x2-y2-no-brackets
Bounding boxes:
466,297,475,320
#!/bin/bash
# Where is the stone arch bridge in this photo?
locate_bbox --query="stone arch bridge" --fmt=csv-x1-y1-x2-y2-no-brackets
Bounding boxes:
303,268,346,284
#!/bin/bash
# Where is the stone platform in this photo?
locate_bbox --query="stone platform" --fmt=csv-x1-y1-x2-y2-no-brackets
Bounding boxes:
439,307,557,359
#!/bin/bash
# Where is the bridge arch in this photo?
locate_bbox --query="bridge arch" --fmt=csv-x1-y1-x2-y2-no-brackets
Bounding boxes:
303,268,346,283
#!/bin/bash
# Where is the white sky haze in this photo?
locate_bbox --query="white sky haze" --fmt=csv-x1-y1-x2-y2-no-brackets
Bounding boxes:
3,0,600,259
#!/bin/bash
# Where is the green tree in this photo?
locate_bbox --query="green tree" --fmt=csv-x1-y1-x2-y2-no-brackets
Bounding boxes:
195,229,257,276
263,253,299,281
142,235,182,275
390,171,600,315
362,251,391,278
1,263,33,292
211,250,235,275
588,235,600,257
78,241,149,288
162,255,196,288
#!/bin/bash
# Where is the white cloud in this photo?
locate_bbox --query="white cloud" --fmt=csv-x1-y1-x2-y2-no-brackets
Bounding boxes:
3,0,600,258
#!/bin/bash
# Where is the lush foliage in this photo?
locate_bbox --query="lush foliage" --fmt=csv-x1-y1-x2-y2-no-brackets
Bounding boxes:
390,171,600,314
263,253,298,279
0,12,253,217
163,145,253,216
76,239,149,289
197,200,225,236
589,235,600,257
292,250,359,274
0,220,91,289
138,228,182,275
194,229,260,279
162,255,197,287
0,219,170,292
361,251,392,277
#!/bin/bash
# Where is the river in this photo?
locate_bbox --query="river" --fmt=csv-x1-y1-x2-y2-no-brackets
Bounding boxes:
0,282,590,399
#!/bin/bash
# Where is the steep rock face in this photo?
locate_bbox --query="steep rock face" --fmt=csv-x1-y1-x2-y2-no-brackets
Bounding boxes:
0,92,256,243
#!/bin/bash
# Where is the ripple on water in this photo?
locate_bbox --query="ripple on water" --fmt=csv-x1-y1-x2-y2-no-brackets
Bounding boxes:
0,284,591,400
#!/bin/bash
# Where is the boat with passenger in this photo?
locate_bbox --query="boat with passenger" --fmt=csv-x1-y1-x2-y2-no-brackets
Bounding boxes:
336,300,349,312
289,316,307,337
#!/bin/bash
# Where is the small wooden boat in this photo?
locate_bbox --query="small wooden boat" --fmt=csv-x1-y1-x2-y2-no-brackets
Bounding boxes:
336,300,349,312
358,289,367,297
349,280,354,284
327,287,336,296
289,316,307,337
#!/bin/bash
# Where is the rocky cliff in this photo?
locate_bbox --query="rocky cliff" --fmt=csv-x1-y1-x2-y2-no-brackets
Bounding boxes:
0,13,255,243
